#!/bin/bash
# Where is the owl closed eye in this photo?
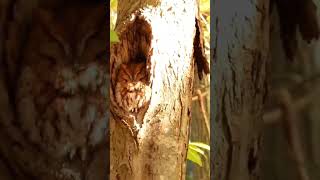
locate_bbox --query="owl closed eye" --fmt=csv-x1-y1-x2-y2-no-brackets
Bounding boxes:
115,62,151,113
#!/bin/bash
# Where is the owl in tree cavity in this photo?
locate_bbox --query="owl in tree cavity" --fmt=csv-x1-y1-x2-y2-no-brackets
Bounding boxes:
14,3,108,179
115,62,151,114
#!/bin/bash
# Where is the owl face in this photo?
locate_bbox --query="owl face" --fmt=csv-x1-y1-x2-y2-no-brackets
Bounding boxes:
115,63,151,113
120,63,146,80
15,4,108,161
118,63,147,90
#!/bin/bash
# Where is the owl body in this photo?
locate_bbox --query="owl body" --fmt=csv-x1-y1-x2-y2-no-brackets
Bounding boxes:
15,3,108,164
115,63,151,113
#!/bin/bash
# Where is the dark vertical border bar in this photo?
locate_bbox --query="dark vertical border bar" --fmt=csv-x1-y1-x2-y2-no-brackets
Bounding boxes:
210,0,214,179
106,0,111,179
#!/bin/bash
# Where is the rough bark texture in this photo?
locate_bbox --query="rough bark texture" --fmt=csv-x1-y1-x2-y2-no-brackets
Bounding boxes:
211,0,269,179
110,0,199,179
0,1,109,179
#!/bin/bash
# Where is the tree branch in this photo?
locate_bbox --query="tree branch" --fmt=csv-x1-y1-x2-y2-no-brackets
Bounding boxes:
196,89,210,136
276,88,309,180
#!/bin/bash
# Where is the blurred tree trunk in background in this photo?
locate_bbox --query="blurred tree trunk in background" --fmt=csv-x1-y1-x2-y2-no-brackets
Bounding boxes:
307,1,320,173
262,0,320,179
211,0,269,179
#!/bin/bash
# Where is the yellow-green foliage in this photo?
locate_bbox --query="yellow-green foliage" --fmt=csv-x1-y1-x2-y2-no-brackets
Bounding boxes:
110,0,117,30
199,0,210,52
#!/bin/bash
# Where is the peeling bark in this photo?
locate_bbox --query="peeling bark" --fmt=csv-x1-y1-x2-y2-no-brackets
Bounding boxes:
211,0,269,179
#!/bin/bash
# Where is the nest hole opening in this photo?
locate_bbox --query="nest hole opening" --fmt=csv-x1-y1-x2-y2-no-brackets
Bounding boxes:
123,17,153,66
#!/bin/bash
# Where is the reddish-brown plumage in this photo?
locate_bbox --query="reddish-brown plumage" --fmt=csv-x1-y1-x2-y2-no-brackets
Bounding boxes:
115,63,151,113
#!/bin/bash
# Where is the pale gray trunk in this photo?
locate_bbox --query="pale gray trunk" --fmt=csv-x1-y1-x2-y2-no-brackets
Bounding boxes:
211,0,269,179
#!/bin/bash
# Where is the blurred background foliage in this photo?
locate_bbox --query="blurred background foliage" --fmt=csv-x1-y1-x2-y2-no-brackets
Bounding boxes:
188,1,210,180
261,2,320,180
110,0,117,30
110,0,210,179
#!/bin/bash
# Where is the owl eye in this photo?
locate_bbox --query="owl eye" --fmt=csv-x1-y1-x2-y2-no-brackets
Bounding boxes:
119,71,131,82
135,71,146,81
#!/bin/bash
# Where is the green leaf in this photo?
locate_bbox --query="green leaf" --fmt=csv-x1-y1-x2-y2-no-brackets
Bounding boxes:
187,148,203,167
110,30,119,43
200,0,210,13
189,142,210,151
189,144,207,159
110,0,117,11
110,0,117,29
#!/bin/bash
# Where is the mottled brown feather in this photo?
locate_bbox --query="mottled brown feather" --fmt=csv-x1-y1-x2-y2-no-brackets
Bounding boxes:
115,63,151,113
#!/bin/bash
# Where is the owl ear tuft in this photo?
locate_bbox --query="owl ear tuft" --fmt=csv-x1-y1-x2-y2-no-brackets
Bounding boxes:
32,8,70,56
77,4,106,55
74,4,106,38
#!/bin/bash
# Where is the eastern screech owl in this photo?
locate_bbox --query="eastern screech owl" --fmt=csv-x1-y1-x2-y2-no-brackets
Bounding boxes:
15,3,107,167
115,63,151,113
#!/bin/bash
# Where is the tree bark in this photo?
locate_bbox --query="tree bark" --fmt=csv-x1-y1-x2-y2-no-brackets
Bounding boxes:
110,0,200,179
211,0,269,179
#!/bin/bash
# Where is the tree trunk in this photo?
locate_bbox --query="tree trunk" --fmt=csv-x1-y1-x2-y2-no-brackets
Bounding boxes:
0,1,108,179
110,0,200,179
211,0,269,179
